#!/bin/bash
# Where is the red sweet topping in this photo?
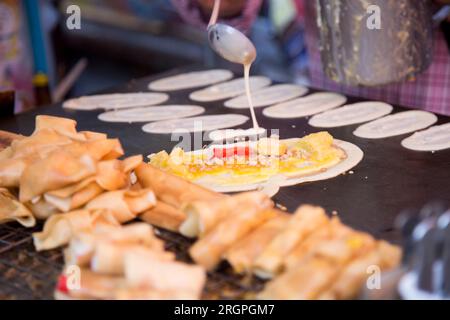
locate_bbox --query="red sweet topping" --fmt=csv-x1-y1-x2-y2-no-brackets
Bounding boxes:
213,146,251,159
56,275,69,293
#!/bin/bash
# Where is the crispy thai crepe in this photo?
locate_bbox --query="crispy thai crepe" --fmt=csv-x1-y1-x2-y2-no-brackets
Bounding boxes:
257,256,338,300
257,226,380,300
43,155,142,212
284,217,350,269
65,223,169,275
65,223,165,265
33,209,120,251
1,116,124,192
27,197,60,220
224,212,289,274
34,115,86,141
139,201,187,232
253,205,329,278
8,129,73,160
0,188,36,227
56,226,206,300
124,250,206,298
56,254,206,301
180,192,270,238
135,163,223,209
0,157,33,188
189,194,275,270
85,188,156,223
92,243,173,276
317,241,402,300
19,150,97,202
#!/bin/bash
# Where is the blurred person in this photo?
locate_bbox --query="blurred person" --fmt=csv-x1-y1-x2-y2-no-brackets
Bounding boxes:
0,0,34,113
172,0,450,116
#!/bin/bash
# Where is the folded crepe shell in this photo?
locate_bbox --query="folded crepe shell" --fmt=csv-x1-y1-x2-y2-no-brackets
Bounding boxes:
0,131,22,156
65,223,165,268
86,189,156,223
189,196,275,271
320,240,400,300
180,192,267,238
124,250,205,299
59,138,124,161
0,146,13,161
27,197,61,220
9,129,73,160
225,212,289,274
34,115,86,141
0,188,36,227
253,205,329,279
92,244,174,276
20,151,97,202
44,181,104,213
258,226,378,300
95,156,142,190
284,217,345,270
56,268,125,300
257,256,339,300
33,209,120,251
55,265,203,300
80,131,107,141
135,163,222,209
43,156,143,213
0,157,31,188
139,201,186,232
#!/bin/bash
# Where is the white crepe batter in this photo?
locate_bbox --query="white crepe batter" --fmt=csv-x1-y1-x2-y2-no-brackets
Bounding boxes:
353,110,438,139
98,105,205,123
224,84,308,109
309,101,393,127
262,92,347,119
142,114,249,134
401,122,450,151
189,76,271,102
148,69,233,92
63,93,169,111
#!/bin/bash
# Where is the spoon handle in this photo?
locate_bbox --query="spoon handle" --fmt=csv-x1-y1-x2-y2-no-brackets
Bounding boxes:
208,0,221,28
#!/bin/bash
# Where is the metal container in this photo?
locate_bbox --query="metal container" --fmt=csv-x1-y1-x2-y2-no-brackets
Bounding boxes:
316,0,434,86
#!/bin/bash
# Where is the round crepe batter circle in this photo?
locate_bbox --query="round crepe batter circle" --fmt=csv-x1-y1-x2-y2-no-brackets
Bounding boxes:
224,84,308,109
401,123,450,151
63,93,169,111
189,76,272,102
192,139,364,193
353,110,438,139
262,92,347,119
308,101,393,128
148,69,233,92
142,114,249,134
98,105,206,123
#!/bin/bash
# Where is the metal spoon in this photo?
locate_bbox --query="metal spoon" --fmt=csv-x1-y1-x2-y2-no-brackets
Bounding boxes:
207,23,257,65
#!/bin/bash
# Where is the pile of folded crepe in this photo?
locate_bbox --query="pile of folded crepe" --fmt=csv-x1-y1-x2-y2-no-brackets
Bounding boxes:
0,115,402,300
136,164,402,300
0,115,205,299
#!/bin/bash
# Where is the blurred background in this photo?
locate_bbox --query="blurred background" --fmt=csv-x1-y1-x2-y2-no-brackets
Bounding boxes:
0,0,309,114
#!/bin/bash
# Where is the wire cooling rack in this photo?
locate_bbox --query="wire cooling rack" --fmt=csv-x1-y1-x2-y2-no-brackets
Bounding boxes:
0,222,265,300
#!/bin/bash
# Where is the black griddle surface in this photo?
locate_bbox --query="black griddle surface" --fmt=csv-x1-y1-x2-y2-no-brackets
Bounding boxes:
0,66,449,299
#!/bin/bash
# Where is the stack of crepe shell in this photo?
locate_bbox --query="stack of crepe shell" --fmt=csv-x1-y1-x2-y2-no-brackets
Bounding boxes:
140,183,403,300
0,115,207,299
0,115,402,300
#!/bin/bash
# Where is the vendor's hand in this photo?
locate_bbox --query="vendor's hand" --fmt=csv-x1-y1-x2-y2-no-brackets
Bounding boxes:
198,0,246,18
